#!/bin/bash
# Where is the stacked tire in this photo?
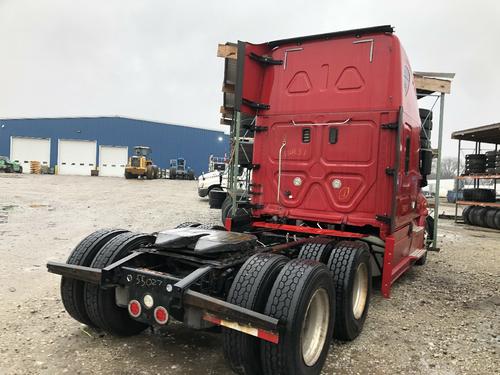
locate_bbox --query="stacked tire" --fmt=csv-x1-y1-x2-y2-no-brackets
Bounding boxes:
462,188,496,202
419,109,433,188
464,154,486,175
463,206,500,229
485,150,500,175
419,108,433,149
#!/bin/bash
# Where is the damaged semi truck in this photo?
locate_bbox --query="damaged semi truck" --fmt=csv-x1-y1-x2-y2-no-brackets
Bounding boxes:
47,25,433,375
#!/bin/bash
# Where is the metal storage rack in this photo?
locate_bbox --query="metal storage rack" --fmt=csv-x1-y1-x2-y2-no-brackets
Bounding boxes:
451,123,500,222
414,72,454,249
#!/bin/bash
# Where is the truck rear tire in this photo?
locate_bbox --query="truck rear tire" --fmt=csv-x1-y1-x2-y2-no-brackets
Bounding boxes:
298,239,335,263
220,195,247,223
220,196,252,232
83,232,155,336
261,260,335,375
221,196,232,223
223,253,288,375
61,229,128,326
326,241,371,341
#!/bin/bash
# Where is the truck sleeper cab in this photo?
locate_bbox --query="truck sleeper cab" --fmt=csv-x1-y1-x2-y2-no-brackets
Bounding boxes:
226,24,429,293
48,26,431,375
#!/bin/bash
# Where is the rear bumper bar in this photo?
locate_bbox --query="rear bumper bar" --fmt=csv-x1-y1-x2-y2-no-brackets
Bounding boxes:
47,262,101,284
47,260,281,343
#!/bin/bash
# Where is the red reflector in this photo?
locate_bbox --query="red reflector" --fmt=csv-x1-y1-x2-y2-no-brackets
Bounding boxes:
258,329,279,344
224,217,232,231
154,306,169,325
128,300,141,318
203,314,220,325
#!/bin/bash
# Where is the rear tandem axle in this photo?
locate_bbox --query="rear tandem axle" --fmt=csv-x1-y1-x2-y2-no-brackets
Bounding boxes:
47,223,384,374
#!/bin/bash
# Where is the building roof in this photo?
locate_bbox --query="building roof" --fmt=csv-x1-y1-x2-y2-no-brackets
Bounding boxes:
0,116,225,134
451,123,500,144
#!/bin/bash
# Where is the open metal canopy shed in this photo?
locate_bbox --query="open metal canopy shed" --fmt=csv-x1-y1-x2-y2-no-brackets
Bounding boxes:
451,123,500,220
452,123,500,144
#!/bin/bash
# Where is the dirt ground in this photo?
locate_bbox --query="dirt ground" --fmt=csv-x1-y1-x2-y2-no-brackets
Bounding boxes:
0,174,498,375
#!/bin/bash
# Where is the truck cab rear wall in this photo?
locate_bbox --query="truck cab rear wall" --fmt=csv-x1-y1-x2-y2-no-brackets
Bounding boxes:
240,33,415,117
251,110,401,230
240,31,421,235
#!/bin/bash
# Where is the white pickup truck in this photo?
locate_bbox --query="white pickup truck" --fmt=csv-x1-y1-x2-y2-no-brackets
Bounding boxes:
197,170,225,197
198,169,248,197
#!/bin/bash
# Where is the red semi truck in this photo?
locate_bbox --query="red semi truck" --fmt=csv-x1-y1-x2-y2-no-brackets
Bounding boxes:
48,26,433,375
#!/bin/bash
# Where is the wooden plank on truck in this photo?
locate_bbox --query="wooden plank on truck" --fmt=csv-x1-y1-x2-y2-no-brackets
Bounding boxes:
222,83,235,93
220,106,234,115
414,75,451,94
217,44,238,59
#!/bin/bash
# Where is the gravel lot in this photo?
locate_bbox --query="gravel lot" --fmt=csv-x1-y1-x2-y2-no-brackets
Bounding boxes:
0,174,498,374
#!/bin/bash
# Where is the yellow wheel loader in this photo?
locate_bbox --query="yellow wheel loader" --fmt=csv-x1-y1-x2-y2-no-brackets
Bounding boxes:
124,146,159,179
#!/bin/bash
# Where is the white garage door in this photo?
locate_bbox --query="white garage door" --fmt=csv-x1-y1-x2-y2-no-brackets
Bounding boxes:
58,139,97,176
99,146,128,177
10,137,51,174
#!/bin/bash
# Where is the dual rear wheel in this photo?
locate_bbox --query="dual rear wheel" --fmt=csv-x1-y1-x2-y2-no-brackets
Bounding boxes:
60,229,128,326
83,232,155,335
61,230,155,336
297,240,372,341
223,240,372,375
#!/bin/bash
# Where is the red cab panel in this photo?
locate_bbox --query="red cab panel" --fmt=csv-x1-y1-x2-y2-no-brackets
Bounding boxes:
236,26,423,237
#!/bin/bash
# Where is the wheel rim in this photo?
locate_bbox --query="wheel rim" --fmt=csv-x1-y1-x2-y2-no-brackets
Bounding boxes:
352,263,368,320
300,288,330,367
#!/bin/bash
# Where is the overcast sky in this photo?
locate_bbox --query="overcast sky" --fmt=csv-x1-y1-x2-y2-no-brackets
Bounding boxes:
1,0,499,156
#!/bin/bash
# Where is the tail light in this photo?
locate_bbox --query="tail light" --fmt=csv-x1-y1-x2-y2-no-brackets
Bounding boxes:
154,306,169,325
128,300,141,318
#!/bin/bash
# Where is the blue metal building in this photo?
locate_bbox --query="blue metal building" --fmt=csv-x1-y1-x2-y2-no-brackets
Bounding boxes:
0,117,229,176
